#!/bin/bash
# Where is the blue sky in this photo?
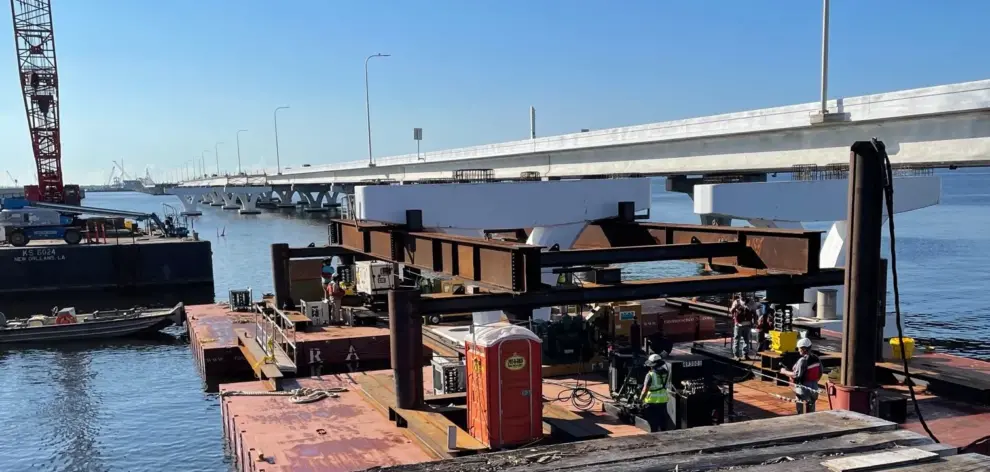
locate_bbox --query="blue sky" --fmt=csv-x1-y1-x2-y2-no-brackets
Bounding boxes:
1,0,988,185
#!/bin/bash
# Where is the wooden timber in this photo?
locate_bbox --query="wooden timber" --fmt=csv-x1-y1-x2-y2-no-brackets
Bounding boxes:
541,403,610,441
355,373,487,460
749,453,989,472
373,410,953,472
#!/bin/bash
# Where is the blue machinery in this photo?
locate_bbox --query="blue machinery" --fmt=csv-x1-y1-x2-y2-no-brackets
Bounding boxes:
0,198,186,247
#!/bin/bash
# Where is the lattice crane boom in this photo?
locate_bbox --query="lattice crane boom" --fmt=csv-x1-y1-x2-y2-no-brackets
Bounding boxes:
10,0,63,203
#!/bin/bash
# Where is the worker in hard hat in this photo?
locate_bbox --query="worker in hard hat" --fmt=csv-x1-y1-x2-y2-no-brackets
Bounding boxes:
328,274,345,323
780,337,823,414
320,258,335,299
639,353,670,432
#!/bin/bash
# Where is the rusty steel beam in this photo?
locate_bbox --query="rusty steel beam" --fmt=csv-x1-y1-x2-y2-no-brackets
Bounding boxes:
540,241,744,267
286,245,358,259
417,268,844,315
574,222,822,274
329,219,543,292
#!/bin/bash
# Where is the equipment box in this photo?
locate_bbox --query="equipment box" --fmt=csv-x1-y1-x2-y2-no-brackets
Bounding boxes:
431,355,466,394
355,261,398,295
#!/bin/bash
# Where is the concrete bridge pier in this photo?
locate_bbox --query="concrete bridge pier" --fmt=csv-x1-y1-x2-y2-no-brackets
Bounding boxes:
666,173,767,226
273,188,297,208
300,189,331,212
208,190,225,207
220,191,240,210
226,186,273,215
165,187,211,216
255,190,277,209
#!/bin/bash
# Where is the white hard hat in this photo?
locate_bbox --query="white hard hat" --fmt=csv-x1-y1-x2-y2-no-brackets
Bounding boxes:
645,353,662,365
797,337,813,349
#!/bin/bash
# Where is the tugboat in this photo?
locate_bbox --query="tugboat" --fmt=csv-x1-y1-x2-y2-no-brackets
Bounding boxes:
0,303,185,345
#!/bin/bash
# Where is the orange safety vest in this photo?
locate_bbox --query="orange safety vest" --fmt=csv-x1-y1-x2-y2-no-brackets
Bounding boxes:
799,354,822,384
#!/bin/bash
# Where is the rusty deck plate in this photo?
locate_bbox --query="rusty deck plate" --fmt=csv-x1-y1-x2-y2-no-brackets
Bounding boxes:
186,303,256,389
221,376,432,472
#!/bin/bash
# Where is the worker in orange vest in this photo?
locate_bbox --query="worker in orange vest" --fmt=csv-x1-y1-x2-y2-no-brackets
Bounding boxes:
780,337,823,414
327,275,345,323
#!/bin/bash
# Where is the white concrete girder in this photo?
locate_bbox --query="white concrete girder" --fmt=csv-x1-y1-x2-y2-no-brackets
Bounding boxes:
356,179,650,229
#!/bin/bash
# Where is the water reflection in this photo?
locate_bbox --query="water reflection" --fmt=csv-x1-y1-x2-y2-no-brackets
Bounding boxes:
45,348,105,471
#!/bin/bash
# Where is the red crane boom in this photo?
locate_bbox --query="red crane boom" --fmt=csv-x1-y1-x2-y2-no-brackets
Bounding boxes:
10,0,64,203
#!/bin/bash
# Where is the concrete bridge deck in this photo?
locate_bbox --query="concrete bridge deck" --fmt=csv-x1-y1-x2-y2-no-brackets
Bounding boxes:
183,78,990,188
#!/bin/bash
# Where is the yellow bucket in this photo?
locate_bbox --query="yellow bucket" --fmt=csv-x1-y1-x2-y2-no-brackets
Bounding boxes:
889,337,915,360
770,330,798,354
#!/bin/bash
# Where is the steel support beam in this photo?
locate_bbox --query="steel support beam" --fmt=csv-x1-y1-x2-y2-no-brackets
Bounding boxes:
418,268,844,315
330,218,543,292
575,222,822,274
330,217,825,292
286,245,358,259
539,241,745,267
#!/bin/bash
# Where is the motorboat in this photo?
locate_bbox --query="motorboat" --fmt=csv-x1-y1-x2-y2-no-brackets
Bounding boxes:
0,303,185,345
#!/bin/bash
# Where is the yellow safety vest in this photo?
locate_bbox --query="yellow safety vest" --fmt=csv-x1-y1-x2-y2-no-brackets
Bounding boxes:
644,369,669,404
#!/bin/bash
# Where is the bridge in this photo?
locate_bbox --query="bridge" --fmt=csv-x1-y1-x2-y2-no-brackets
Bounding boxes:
183,78,990,191
166,78,966,327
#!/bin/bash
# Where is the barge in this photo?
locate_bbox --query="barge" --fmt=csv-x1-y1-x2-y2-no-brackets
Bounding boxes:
206,167,990,471
0,237,214,316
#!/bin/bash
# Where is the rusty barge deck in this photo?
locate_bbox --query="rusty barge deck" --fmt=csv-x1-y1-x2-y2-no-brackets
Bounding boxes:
188,303,430,391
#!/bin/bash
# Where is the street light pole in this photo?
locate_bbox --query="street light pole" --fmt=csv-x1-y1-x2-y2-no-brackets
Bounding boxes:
273,106,289,175
236,129,248,175
820,0,830,115
215,142,223,175
365,53,390,167
201,150,209,177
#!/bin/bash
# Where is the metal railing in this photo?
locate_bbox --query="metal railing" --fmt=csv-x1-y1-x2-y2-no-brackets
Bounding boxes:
254,305,298,370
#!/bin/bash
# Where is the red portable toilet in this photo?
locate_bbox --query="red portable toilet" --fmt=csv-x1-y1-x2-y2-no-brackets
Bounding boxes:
465,324,543,449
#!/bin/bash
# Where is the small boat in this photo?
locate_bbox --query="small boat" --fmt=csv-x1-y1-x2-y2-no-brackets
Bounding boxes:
0,303,185,345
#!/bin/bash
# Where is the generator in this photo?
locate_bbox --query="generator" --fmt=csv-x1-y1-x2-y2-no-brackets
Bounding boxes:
354,261,400,311
532,313,594,365
300,299,330,326
431,354,466,394
605,352,728,431
355,261,397,295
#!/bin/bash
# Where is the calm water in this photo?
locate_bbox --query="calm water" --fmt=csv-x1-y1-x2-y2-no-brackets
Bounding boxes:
1,171,988,471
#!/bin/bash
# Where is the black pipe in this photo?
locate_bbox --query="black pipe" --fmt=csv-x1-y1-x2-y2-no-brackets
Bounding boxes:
270,243,290,308
389,288,424,409
840,142,884,388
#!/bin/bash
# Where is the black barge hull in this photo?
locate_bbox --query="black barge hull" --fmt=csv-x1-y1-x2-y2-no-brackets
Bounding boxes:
0,239,215,316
